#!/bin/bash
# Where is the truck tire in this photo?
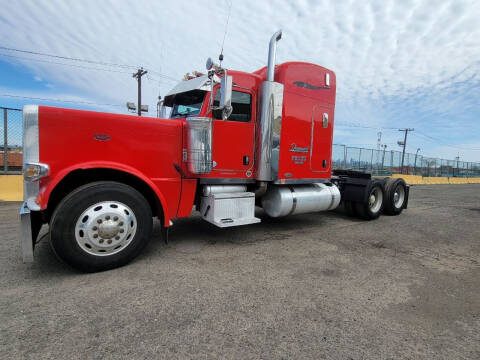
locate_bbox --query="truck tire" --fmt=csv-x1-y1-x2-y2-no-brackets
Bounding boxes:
354,180,385,220
344,200,357,217
49,181,153,272
383,178,407,215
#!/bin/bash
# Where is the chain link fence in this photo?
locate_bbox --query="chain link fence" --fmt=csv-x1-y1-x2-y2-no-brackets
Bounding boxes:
1,107,23,174
332,144,480,177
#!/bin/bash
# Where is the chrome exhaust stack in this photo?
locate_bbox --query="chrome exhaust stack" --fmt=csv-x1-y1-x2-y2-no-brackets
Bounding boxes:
256,30,284,182
267,30,282,81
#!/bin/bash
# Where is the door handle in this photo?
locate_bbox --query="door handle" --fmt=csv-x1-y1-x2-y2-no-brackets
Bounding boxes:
243,155,250,165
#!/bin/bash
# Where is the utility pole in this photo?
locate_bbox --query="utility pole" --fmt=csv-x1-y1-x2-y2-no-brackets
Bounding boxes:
398,128,414,174
133,68,148,116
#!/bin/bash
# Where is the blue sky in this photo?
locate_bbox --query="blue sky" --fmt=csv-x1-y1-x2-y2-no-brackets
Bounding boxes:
1,0,479,161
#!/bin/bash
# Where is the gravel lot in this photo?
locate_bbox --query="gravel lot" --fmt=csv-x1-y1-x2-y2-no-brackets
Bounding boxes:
1,184,479,359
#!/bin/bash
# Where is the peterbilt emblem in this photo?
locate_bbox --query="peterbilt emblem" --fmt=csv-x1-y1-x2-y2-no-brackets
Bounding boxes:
289,143,309,153
93,134,111,141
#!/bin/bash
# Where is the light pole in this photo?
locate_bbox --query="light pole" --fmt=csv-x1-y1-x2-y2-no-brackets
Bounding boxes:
414,148,420,175
381,144,387,170
454,154,460,177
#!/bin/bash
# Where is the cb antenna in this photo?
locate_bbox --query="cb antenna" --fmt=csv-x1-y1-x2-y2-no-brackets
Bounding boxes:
219,0,232,67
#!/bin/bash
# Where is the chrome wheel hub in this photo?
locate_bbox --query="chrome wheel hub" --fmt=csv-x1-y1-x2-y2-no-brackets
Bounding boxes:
393,185,405,209
75,201,137,256
98,220,119,239
369,187,383,213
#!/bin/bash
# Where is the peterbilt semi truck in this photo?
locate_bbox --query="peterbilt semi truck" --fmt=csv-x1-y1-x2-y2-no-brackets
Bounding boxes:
19,31,409,272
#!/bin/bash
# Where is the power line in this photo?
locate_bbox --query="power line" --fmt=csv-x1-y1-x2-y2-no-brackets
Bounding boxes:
0,45,179,82
0,52,132,74
144,70,178,83
335,122,398,130
0,45,137,69
413,131,480,151
0,93,123,107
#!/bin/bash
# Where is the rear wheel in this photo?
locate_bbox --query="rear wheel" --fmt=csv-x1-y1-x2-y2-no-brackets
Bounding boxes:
49,181,153,272
383,178,407,215
354,181,385,220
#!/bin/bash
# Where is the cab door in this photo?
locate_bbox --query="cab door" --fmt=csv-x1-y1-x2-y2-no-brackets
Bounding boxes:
211,89,255,177
310,104,333,174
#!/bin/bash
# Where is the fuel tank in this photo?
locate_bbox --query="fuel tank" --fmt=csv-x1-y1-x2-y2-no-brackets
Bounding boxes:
261,183,341,217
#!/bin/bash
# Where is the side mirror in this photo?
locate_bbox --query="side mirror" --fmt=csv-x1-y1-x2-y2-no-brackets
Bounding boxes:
219,75,232,109
219,75,233,120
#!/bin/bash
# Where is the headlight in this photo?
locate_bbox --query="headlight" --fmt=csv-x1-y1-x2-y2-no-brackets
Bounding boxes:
24,162,49,181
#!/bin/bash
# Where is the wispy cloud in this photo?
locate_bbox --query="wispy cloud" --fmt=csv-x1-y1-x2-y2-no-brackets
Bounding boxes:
1,0,479,160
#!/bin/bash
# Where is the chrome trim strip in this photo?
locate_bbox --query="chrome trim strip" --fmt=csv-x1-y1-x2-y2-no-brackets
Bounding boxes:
274,178,331,185
199,178,256,185
22,105,40,204
19,202,34,263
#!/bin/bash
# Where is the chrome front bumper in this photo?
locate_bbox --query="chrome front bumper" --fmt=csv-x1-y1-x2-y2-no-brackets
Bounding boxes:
19,201,34,262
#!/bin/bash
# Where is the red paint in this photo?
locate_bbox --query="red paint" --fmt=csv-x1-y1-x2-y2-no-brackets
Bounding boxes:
36,62,336,226
258,62,336,181
37,106,182,225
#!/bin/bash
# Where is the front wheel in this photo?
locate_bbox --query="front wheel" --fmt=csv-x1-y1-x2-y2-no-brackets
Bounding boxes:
49,181,153,272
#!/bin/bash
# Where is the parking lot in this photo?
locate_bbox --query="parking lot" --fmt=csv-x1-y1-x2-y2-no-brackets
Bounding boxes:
1,184,479,359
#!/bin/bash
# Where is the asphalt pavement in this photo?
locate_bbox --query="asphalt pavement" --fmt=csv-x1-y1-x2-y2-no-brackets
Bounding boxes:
1,184,479,359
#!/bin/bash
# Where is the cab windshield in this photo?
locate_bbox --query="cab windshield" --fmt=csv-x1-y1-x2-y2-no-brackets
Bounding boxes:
170,90,206,118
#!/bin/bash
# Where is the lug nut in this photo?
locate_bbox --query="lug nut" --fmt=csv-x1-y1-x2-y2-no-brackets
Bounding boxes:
99,239,104,244
93,234,98,238
113,216,118,221
105,215,110,220
107,239,112,244
119,222,124,226
97,219,102,224
115,236,120,240
119,229,124,233
92,226,98,231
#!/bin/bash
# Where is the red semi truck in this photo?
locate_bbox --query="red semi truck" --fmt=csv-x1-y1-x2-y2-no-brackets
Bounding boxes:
19,31,409,271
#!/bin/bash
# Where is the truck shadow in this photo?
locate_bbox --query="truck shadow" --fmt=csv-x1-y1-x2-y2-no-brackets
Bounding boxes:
141,207,354,257
29,207,355,273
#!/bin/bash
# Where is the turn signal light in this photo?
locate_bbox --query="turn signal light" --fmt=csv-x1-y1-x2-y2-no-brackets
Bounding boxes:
23,162,49,181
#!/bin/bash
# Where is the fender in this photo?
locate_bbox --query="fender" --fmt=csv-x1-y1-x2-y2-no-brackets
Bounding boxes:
38,161,177,227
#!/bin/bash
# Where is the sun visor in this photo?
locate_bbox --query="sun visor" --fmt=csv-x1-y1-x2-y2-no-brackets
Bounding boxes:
164,76,211,105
